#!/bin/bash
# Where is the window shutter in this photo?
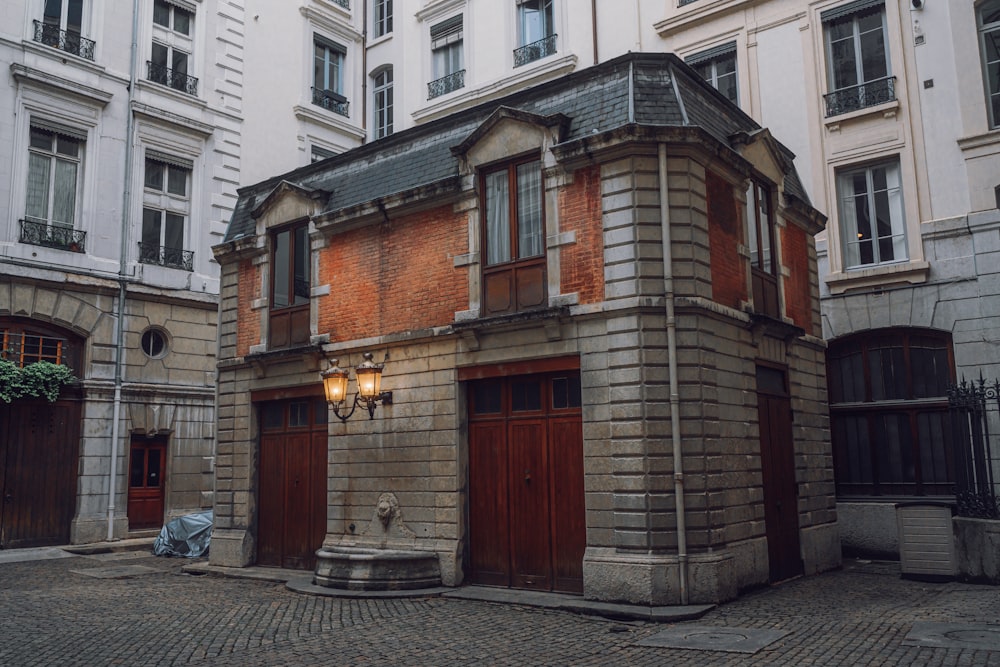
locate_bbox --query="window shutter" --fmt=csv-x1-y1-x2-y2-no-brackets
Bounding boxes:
146,149,194,171
820,0,883,23
431,15,463,48
685,41,736,66
30,119,86,142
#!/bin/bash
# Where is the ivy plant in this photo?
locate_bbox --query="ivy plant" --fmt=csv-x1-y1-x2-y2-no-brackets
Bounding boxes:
0,360,76,403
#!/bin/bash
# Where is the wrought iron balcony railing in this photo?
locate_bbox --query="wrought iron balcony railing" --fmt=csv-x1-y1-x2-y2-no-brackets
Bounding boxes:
19,219,86,253
513,34,557,68
311,88,350,116
330,0,349,8
138,242,194,271
32,20,96,60
427,69,465,100
678,0,700,6
146,61,199,96
824,76,896,117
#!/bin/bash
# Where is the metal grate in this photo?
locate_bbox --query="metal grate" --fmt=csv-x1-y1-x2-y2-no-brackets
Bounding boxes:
147,61,199,96
824,75,896,117
949,376,1000,519
427,69,465,99
19,219,86,253
138,242,194,271
311,88,350,116
32,20,96,60
513,34,557,67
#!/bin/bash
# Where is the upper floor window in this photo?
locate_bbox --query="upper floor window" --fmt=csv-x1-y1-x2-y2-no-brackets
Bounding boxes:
686,43,738,106
21,123,87,253
148,0,197,95
428,15,464,99
33,0,95,60
481,158,546,316
822,1,894,117
514,0,556,67
372,67,393,139
746,179,779,317
270,223,311,350
837,159,906,268
140,154,193,271
313,37,349,116
311,146,337,163
373,0,392,38
979,0,1000,128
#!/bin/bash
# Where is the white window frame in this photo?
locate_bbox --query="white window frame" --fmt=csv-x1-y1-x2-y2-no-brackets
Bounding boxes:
25,123,84,229
517,0,554,47
373,0,392,38
979,0,1000,129
822,3,891,97
686,43,738,106
431,15,464,80
141,153,192,269
149,0,196,94
314,36,345,95
41,0,88,34
372,67,393,139
837,159,907,269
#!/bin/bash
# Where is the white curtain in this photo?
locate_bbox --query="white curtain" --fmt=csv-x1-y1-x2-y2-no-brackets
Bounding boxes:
516,162,542,258
485,170,510,265
884,162,906,261
25,153,50,222
838,171,861,267
52,158,77,227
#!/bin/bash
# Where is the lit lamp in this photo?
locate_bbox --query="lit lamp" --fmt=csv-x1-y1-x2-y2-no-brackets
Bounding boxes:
322,352,392,421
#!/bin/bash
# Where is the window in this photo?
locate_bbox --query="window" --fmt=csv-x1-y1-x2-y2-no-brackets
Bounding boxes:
514,0,556,67
33,0,95,60
837,160,906,268
372,67,393,139
1,319,80,369
373,0,392,38
311,146,337,163
980,0,1000,128
148,0,196,94
269,223,311,349
828,329,955,497
822,1,894,117
21,123,88,253
141,154,193,271
313,37,348,116
428,16,464,98
141,328,168,358
481,158,546,316
686,43,738,105
746,179,779,317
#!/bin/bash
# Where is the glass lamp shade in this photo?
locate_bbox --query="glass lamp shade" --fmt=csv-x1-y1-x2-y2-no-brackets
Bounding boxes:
322,365,350,405
355,353,383,399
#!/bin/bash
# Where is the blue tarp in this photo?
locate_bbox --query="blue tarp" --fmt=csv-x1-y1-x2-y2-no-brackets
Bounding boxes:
152,510,213,558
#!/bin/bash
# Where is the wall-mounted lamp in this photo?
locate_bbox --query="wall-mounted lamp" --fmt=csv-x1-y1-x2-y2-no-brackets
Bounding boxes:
322,352,393,421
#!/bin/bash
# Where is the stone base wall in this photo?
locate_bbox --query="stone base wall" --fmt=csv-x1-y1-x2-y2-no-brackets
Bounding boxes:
954,517,1000,583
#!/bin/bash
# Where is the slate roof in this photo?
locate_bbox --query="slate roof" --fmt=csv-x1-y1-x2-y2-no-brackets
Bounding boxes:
223,52,810,243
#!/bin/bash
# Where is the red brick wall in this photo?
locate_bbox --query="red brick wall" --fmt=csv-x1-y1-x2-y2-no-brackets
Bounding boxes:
316,205,468,343
781,223,813,334
236,259,261,357
559,165,604,305
706,170,747,309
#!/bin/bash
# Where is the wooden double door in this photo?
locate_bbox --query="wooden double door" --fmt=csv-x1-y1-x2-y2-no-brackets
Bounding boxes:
467,369,586,593
128,437,167,530
257,397,328,570
0,399,81,549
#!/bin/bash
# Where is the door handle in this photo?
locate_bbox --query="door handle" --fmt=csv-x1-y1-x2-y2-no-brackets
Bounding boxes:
524,470,531,484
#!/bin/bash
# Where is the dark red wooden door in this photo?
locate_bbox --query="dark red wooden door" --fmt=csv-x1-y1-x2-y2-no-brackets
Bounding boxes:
127,437,167,530
0,399,81,549
756,365,803,582
257,399,327,570
468,372,584,593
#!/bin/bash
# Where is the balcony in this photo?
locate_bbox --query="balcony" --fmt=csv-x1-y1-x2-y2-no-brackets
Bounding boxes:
678,0,699,5
513,35,557,68
32,20,96,61
138,242,194,271
427,70,465,100
19,219,86,253
824,76,896,118
147,61,199,96
329,0,350,8
311,88,350,116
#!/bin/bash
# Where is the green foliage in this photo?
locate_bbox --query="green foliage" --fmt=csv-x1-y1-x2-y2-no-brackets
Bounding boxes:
0,360,76,403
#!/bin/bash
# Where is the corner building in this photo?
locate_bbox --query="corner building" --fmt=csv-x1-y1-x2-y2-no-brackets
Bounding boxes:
211,53,839,605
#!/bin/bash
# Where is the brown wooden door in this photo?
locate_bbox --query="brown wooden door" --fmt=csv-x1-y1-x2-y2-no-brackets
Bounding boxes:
468,372,585,593
257,399,327,570
0,399,81,549
127,437,167,530
756,365,803,582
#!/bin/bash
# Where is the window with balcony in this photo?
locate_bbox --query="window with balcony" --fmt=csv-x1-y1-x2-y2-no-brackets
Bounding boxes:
837,159,906,268
33,0,95,60
373,0,392,38
148,0,197,95
313,37,349,116
828,329,955,497
270,223,311,350
428,15,464,99
979,0,1000,128
140,154,193,271
686,43,738,106
21,124,86,253
746,179,779,318
481,158,546,317
514,0,556,67
822,1,894,117
372,67,393,139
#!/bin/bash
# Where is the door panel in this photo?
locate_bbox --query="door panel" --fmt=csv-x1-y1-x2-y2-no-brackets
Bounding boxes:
508,418,550,590
468,421,509,586
549,417,585,593
127,438,167,530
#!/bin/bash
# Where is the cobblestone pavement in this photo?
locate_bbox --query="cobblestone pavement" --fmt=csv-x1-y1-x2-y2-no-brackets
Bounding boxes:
1,553,998,666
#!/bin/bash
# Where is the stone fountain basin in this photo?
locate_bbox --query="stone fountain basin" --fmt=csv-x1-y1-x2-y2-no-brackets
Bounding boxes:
313,546,442,591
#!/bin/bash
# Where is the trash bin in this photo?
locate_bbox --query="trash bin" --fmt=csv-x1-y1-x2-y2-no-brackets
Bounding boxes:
896,502,956,580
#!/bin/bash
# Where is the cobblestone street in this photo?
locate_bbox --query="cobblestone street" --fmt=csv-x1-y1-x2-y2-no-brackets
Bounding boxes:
1,552,999,666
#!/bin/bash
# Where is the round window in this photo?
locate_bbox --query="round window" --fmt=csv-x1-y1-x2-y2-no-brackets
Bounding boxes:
141,328,168,359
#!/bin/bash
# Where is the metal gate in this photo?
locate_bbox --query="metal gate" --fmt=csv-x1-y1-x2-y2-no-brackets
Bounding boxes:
949,377,1000,519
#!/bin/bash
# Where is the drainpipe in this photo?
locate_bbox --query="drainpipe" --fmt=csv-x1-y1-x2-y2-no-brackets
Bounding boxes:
659,143,689,604
108,0,141,541
361,0,368,142
591,0,598,65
